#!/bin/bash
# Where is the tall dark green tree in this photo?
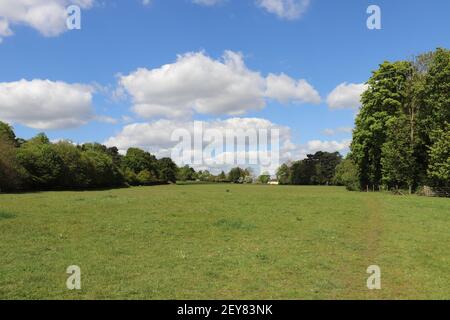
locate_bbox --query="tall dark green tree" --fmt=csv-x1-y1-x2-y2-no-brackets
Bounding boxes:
157,158,178,183
381,115,416,192
351,61,412,189
427,123,450,189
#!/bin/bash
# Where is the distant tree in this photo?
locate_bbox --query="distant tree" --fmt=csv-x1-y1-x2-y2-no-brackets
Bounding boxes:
243,168,255,184
217,171,227,182
258,172,271,184
16,134,64,189
53,141,92,188
228,167,244,183
177,165,196,181
0,137,27,192
198,170,213,182
333,157,360,191
137,170,155,185
83,149,124,187
312,151,342,185
157,157,178,183
122,148,158,179
123,167,139,186
290,158,315,185
106,146,123,166
276,163,291,185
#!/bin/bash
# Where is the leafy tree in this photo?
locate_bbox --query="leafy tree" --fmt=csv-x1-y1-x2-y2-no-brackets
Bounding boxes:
106,146,123,166
157,157,177,183
290,158,315,185
311,151,342,185
84,149,124,187
16,134,64,189
198,170,212,182
381,115,416,192
122,148,158,178
276,163,291,185
217,171,227,182
137,170,155,185
258,172,271,184
351,61,412,189
53,141,92,188
0,121,16,144
427,123,450,189
123,167,139,186
228,167,244,183
177,165,196,181
0,137,27,191
333,158,360,191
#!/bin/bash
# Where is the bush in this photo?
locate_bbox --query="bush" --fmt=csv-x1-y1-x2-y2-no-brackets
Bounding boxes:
334,158,360,191
137,170,156,185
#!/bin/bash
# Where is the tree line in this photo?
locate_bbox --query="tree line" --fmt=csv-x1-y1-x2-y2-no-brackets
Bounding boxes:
0,123,179,192
0,123,294,192
2,49,447,194
276,151,343,186
273,48,449,196
346,48,448,194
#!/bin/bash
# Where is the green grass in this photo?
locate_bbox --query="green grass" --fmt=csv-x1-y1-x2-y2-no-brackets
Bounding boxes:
0,185,449,300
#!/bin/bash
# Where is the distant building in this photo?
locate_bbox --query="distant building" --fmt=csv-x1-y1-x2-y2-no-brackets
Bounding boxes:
268,180,279,185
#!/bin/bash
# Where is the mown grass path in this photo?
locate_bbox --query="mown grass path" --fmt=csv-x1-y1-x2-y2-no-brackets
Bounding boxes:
0,185,449,299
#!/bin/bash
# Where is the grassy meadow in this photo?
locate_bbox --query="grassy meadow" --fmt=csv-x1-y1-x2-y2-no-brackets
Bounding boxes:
0,184,449,300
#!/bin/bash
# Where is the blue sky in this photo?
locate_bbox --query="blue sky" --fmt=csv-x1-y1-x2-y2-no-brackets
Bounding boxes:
0,0,449,169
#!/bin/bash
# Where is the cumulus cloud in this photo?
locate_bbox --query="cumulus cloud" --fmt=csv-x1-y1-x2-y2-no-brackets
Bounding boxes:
302,139,351,155
256,0,310,20
266,73,321,104
0,0,94,42
0,79,95,130
105,117,350,174
192,0,225,6
322,127,353,136
118,51,319,119
105,117,289,154
327,82,368,109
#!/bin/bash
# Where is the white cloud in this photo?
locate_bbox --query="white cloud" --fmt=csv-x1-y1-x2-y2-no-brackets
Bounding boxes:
105,117,350,174
105,117,290,154
0,79,95,130
119,51,319,119
256,0,310,20
266,73,321,104
303,139,351,155
322,127,353,136
192,0,225,6
0,0,94,42
327,82,368,109
95,115,118,124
